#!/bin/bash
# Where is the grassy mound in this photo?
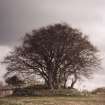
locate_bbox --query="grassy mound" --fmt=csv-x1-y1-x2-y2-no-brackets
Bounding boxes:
13,85,81,96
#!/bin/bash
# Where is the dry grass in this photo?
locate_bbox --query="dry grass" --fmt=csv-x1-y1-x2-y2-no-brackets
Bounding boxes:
0,95,105,105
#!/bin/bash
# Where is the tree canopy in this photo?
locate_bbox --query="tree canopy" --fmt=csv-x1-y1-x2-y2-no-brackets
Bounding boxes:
3,23,99,89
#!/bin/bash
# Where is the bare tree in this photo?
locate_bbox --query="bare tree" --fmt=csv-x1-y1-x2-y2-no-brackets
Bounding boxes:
3,23,99,89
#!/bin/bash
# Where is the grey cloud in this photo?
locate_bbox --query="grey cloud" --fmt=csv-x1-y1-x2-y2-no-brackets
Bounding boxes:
0,0,105,46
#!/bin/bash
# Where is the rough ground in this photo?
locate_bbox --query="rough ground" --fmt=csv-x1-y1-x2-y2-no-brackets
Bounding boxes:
0,95,105,105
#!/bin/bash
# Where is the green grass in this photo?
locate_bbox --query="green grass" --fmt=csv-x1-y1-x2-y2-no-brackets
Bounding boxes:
0,95,105,105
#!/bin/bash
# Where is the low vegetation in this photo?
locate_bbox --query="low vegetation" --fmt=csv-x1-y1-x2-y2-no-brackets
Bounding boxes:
92,87,105,94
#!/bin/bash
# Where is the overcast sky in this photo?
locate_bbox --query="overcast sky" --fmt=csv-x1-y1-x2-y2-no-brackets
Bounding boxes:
0,0,105,90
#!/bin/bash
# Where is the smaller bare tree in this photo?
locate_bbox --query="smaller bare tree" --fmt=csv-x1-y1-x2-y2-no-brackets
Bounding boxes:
5,76,24,88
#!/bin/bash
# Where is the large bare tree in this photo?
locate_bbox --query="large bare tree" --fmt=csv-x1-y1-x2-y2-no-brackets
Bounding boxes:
3,23,99,89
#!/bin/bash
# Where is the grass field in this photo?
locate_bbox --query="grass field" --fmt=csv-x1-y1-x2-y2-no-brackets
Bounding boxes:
0,95,105,105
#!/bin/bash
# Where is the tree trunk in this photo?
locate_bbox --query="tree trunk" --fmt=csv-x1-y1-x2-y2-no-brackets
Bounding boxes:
70,79,76,89
64,78,67,89
70,73,77,89
48,77,54,89
63,72,67,89
47,67,54,89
